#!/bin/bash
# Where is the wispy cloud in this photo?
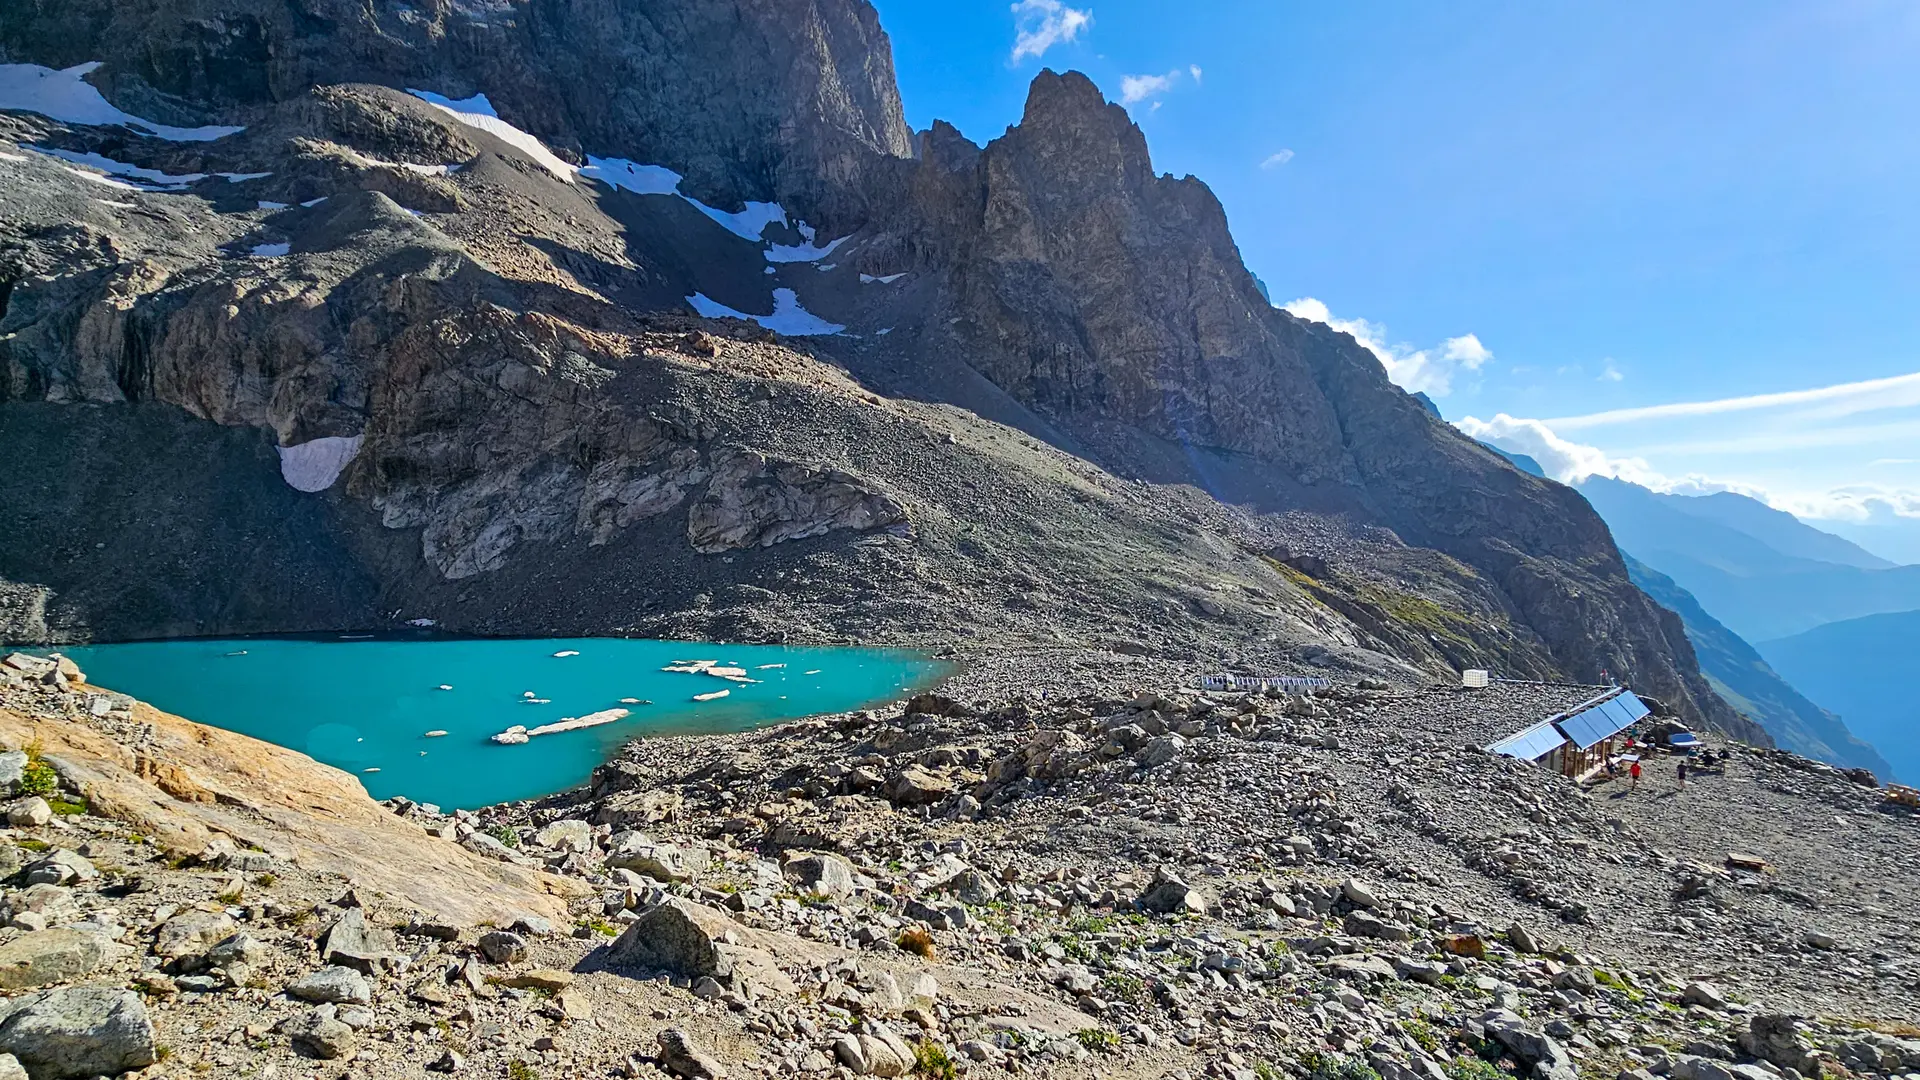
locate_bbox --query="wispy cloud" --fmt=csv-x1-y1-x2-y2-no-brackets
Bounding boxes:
1120,71,1178,104
1011,0,1092,63
1454,412,1920,530
1189,64,1204,83
1283,298,1491,398
1599,360,1624,383
1547,370,1920,431
1261,149,1296,170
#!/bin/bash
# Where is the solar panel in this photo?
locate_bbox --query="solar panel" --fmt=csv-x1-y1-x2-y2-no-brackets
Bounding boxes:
1556,690,1649,750
1487,720,1567,761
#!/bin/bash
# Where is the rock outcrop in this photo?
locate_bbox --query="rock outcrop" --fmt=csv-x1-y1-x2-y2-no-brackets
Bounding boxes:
0,682,580,926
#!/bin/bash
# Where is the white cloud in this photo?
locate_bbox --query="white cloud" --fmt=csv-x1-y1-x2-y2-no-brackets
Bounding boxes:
1120,71,1177,104
1454,412,1920,539
1012,0,1092,63
1442,334,1491,371
1189,64,1204,83
1454,414,1674,488
1281,297,1491,397
1547,370,1920,431
1261,149,1296,170
1600,360,1624,382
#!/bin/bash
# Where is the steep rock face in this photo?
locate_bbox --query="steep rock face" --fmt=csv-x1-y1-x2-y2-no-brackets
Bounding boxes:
858,72,1738,730
880,73,1356,481
0,0,911,223
0,22,1745,733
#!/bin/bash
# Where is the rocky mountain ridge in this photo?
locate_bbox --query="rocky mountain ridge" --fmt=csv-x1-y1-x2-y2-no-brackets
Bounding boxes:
2,0,1745,737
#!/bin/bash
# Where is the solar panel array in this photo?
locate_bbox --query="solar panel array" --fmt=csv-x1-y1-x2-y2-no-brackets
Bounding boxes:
1486,720,1568,762
1557,690,1650,750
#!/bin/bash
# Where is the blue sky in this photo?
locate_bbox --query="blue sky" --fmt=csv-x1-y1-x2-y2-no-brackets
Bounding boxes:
870,1,1920,552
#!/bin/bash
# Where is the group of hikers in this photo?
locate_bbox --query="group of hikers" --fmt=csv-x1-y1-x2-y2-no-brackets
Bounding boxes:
1604,739,1726,792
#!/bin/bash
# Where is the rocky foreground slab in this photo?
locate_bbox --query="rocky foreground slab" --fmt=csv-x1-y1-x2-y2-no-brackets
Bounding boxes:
0,654,1914,1080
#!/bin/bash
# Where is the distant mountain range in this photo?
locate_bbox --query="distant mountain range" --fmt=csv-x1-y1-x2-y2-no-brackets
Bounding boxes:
1574,476,1920,642
1762,611,1919,785
1626,556,1896,779
1468,461,1910,778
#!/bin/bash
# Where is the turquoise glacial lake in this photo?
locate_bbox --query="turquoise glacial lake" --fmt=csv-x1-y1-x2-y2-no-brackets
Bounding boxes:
55,637,950,810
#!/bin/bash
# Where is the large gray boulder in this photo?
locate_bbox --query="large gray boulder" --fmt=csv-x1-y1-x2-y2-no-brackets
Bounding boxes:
1479,1009,1578,1080
288,966,373,1005
1139,867,1208,915
608,899,740,979
782,852,856,901
322,907,399,972
0,986,157,1079
0,930,117,991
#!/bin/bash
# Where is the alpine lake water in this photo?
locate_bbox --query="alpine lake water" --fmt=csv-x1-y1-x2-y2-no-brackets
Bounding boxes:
53,637,952,811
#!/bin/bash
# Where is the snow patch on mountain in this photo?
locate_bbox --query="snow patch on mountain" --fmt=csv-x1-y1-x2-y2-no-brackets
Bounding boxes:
278,435,364,492
686,289,845,337
0,62,243,141
407,89,576,182
26,146,205,190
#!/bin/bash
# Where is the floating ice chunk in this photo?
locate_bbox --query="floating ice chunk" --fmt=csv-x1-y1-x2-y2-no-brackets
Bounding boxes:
765,233,848,264
277,434,363,492
685,289,844,337
0,62,243,141
251,242,291,258
491,725,530,745
692,689,731,702
424,729,449,736
28,146,204,188
580,156,683,195
861,273,907,285
553,650,580,657
407,88,575,182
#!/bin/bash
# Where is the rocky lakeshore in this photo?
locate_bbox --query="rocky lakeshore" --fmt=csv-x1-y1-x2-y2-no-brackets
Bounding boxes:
0,650,1914,1080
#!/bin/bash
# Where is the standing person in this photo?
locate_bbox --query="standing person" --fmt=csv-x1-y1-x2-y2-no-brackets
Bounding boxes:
1630,760,1642,789
1677,759,1688,788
